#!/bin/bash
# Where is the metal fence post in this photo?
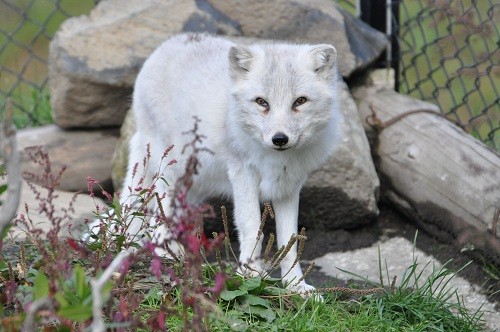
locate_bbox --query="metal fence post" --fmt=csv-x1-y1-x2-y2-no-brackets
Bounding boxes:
360,0,400,91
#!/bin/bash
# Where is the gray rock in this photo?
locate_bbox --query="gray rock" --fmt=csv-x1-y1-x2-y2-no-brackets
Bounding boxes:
49,0,241,128
111,81,380,229
209,0,388,76
313,236,499,331
17,125,119,193
110,109,135,191
300,80,380,229
9,181,105,239
49,0,387,129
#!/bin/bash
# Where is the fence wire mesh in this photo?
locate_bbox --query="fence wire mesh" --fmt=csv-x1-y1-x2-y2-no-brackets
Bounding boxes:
0,0,97,127
0,0,498,150
398,0,499,150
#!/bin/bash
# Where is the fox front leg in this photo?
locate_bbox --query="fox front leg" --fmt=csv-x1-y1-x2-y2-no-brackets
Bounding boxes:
273,188,319,296
228,165,264,276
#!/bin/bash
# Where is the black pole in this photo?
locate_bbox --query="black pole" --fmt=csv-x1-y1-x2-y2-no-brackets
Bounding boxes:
360,0,400,91
360,0,386,33
391,1,400,92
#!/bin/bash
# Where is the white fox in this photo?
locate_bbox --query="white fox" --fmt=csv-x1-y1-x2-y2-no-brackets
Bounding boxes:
121,33,340,293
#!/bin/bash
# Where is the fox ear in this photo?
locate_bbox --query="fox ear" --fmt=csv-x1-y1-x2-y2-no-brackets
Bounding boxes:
310,44,337,79
229,45,254,78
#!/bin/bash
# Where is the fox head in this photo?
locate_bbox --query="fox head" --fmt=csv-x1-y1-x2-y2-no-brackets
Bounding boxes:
228,42,338,151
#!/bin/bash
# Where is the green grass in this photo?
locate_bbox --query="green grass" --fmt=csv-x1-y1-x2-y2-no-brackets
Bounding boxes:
5,240,480,331
132,259,486,332
0,87,52,127
129,238,486,332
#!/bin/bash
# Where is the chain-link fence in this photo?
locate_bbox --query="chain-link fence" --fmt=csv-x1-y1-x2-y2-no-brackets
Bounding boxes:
0,0,97,127
398,0,499,151
0,0,498,150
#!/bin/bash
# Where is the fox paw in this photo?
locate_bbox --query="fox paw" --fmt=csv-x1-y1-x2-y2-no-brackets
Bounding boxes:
238,260,265,278
287,281,324,301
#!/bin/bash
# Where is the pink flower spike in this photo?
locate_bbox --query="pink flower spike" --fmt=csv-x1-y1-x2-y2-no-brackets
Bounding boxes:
207,273,226,293
144,241,157,255
151,257,162,279
186,234,200,252
156,311,166,331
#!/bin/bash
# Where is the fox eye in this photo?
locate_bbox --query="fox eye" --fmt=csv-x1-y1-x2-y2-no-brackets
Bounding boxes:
293,97,308,108
255,97,269,108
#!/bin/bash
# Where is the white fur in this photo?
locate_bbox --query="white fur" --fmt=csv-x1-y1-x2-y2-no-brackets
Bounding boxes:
122,33,341,293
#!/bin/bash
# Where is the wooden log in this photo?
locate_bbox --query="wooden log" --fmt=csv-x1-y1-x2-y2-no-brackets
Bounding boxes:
354,86,500,264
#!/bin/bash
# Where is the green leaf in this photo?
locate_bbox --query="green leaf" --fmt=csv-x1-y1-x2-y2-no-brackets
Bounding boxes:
261,277,282,286
1,223,12,240
225,276,244,291
249,305,276,322
160,177,170,187
234,301,276,322
241,277,262,292
0,184,7,195
73,265,87,299
57,303,93,321
55,292,69,307
115,235,126,250
33,272,49,301
112,194,122,218
261,286,290,297
220,289,247,301
240,294,271,309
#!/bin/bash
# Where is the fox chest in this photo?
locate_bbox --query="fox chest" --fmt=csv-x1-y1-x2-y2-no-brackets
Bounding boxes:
257,161,305,201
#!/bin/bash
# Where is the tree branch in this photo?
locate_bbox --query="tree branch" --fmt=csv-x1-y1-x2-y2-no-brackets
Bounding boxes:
0,100,22,235
21,297,54,332
90,247,133,332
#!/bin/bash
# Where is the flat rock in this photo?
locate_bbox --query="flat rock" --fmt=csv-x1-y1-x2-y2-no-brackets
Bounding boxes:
17,125,119,193
111,80,380,229
49,0,387,128
8,181,104,240
313,236,499,331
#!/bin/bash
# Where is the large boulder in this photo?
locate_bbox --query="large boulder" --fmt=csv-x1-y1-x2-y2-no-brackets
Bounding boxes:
49,0,387,128
301,81,380,229
210,0,387,75
49,0,241,129
112,81,380,229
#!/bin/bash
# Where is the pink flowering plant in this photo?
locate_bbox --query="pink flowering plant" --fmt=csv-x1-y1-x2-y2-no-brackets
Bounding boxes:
0,120,232,331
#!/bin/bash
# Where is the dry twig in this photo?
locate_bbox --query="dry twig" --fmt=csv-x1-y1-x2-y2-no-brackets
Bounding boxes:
0,100,22,234
90,247,134,332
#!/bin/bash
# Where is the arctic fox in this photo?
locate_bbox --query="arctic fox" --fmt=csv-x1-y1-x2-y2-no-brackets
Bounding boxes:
122,33,340,293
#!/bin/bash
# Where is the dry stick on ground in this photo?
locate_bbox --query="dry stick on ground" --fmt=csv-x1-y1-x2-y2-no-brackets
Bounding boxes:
90,247,134,332
0,100,22,235
21,297,55,332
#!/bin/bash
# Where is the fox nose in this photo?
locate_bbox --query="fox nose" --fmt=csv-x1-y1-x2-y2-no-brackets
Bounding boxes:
272,132,289,147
